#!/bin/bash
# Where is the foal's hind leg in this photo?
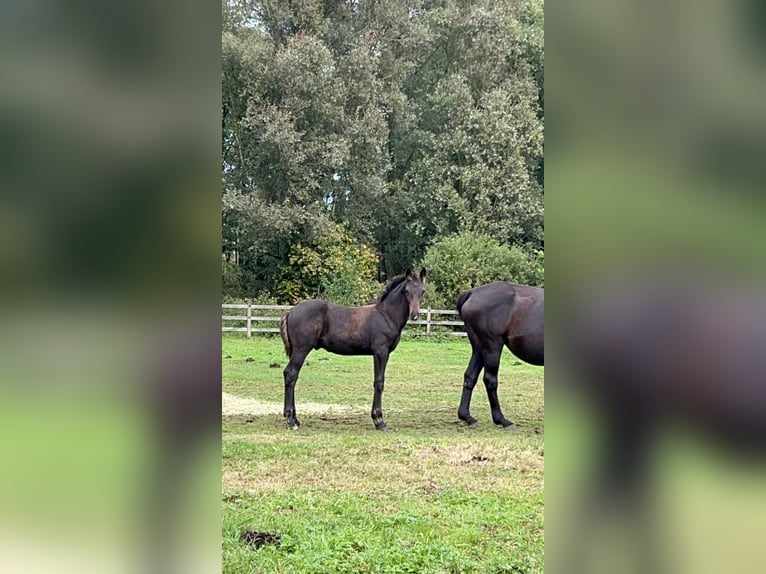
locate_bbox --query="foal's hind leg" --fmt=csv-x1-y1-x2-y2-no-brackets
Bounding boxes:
482,343,514,428
283,348,310,429
458,343,484,425
370,350,390,430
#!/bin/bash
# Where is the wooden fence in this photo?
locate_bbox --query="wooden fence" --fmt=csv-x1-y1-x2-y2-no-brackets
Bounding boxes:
222,303,466,337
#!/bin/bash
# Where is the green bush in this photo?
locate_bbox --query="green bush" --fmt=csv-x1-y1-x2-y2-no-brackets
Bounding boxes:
419,232,543,308
275,223,381,305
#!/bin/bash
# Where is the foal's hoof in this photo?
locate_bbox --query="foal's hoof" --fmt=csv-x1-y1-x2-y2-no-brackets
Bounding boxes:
459,414,478,426
495,419,516,429
374,422,388,431
286,419,301,430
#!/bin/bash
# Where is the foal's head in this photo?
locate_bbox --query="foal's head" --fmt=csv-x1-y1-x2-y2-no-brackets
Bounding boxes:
403,268,427,320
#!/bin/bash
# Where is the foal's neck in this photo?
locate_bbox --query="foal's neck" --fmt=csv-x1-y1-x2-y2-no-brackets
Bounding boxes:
378,282,409,330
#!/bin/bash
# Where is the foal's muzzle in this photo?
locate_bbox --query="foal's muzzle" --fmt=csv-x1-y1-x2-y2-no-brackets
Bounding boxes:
410,309,419,321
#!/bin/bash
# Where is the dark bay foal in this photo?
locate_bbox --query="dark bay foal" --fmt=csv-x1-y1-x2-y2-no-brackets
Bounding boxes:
456,281,544,427
279,268,426,430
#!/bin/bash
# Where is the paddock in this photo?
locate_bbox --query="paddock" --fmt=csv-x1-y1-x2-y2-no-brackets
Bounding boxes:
222,334,544,573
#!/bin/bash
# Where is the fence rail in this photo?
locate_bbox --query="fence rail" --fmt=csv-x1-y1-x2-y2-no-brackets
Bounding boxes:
222,303,466,337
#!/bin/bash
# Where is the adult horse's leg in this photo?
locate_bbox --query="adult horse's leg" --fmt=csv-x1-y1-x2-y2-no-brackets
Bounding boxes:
283,348,310,429
458,341,484,425
569,410,657,574
371,349,389,430
482,343,514,428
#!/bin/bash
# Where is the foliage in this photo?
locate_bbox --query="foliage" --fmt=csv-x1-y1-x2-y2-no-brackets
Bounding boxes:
420,232,543,307
222,0,544,298
222,256,245,299
531,249,544,287
275,222,380,304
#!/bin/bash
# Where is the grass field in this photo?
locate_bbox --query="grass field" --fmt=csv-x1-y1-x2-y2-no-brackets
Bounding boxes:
222,334,544,574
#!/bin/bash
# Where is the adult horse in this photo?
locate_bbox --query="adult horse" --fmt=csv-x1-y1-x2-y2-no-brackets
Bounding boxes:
279,268,426,430
456,281,544,428
569,275,766,481
559,275,766,574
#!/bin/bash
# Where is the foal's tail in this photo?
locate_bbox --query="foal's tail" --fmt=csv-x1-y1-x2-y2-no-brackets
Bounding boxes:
279,312,292,357
456,289,472,317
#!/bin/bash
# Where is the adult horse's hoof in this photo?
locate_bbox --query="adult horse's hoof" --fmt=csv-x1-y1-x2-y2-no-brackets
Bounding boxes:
286,419,301,430
374,422,388,431
495,419,516,429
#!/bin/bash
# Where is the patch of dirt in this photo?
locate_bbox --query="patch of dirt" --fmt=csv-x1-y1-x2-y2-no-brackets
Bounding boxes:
241,530,281,549
222,392,358,417
223,469,251,491
414,443,544,472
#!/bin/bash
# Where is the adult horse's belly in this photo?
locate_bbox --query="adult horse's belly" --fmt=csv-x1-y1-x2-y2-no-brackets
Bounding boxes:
507,335,544,366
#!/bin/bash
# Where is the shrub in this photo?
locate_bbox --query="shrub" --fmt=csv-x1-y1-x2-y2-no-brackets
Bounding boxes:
419,232,543,307
275,223,380,305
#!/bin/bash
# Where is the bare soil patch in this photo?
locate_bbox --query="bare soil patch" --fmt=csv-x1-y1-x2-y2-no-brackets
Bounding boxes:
222,392,358,417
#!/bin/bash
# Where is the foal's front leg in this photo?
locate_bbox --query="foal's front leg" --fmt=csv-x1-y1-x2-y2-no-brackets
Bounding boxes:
371,350,389,430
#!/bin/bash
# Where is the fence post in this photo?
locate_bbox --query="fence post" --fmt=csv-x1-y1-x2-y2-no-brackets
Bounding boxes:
246,302,252,338
426,308,432,337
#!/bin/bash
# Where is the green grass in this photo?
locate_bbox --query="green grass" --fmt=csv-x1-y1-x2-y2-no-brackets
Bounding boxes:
222,334,544,574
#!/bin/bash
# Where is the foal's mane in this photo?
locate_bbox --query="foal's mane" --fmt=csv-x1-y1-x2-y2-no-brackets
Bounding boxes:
375,274,408,303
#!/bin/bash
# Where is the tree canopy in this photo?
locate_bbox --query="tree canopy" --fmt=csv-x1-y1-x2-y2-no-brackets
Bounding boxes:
222,0,544,301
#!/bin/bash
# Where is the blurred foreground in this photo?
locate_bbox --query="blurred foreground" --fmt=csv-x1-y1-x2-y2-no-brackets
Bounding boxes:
548,0,766,571
548,275,766,574
0,0,220,572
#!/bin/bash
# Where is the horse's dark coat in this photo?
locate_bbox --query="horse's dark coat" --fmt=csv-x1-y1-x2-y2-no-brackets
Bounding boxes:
561,276,766,574
279,268,426,429
456,281,544,427
569,279,766,467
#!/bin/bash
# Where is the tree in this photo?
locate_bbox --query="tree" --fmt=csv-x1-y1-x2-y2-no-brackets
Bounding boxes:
222,0,544,298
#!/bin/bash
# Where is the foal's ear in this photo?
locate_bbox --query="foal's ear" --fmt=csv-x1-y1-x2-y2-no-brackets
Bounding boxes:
419,268,427,283
404,267,414,279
